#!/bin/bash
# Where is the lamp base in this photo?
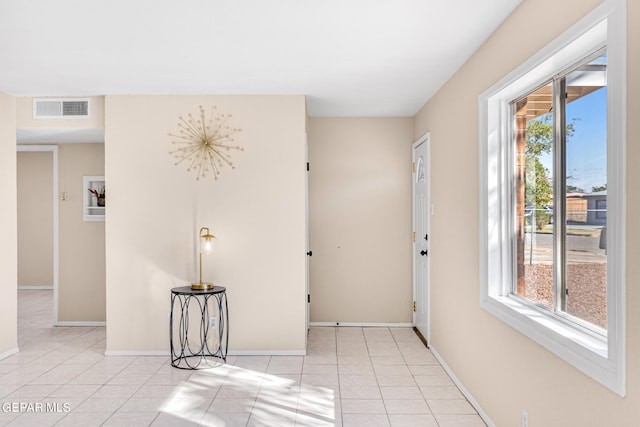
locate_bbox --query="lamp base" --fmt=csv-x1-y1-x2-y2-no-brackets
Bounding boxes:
191,282,214,290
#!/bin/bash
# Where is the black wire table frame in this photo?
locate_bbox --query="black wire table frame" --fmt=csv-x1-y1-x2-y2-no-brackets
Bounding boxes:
170,286,228,369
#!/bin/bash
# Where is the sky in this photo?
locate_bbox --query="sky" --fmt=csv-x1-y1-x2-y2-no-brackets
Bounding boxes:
537,86,607,194
566,87,607,192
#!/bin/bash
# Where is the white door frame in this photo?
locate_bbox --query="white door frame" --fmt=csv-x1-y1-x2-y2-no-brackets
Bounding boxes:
412,132,430,342
305,133,310,347
16,145,60,324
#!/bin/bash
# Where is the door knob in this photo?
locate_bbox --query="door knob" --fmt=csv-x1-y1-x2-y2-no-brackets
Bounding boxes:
420,250,428,256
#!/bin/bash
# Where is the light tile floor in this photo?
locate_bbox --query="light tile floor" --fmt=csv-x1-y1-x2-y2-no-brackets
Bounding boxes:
0,291,486,426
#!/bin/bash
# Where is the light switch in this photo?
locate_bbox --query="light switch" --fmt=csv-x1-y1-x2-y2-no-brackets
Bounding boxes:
61,192,69,201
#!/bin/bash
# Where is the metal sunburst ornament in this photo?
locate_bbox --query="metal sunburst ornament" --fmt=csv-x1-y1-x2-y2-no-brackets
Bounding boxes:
169,105,243,180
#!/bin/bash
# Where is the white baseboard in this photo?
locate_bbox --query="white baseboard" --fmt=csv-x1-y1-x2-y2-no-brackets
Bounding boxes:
310,322,413,328
229,350,306,356
0,347,19,361
54,321,106,327
18,286,53,290
105,350,169,356
430,346,496,427
104,350,307,357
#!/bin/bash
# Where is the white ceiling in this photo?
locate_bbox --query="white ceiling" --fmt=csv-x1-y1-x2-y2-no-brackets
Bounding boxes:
0,0,522,117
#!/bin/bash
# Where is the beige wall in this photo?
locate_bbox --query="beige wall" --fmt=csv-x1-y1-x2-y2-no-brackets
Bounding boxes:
0,92,17,356
17,151,54,287
58,143,105,322
16,96,105,129
308,118,414,323
414,0,639,425
104,95,307,352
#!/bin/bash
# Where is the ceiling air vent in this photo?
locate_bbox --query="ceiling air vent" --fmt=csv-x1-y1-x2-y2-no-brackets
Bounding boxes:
33,98,90,119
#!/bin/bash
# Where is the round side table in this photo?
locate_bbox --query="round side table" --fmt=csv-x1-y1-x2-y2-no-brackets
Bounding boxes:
170,286,228,369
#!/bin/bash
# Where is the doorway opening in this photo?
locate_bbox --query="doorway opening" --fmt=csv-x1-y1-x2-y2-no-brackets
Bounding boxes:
16,145,60,324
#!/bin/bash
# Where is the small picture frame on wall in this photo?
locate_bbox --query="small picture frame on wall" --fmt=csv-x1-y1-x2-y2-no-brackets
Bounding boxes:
83,176,105,222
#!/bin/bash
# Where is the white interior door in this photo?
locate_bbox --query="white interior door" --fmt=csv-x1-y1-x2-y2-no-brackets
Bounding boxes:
413,134,430,340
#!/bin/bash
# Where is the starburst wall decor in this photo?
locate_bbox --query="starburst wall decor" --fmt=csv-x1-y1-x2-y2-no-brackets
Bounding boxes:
169,105,243,180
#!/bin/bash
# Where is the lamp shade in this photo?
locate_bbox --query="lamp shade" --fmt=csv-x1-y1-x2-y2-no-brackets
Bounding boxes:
192,226,217,290
200,230,216,254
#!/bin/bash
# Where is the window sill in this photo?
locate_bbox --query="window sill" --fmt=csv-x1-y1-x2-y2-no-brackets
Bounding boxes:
480,293,622,395
485,294,607,357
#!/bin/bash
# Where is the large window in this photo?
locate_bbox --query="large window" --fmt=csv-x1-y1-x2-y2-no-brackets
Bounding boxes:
479,0,625,396
514,51,608,333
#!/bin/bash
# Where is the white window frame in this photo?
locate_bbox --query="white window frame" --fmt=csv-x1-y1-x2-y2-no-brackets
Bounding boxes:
478,0,625,395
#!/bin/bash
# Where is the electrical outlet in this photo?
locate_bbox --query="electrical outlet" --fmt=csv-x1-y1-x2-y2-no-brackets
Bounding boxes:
61,192,69,201
522,409,529,427
209,316,216,328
